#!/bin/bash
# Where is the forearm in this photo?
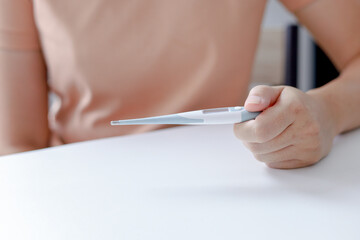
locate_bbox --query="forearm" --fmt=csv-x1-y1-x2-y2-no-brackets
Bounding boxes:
293,0,360,135
308,55,360,135
0,50,49,156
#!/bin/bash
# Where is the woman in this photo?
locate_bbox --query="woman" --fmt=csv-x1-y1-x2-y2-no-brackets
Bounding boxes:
1,0,359,169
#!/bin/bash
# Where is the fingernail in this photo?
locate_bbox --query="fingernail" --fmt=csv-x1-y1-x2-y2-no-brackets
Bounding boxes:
246,95,262,105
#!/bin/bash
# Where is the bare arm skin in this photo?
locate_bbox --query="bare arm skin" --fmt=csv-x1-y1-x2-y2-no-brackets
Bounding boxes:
234,0,360,169
296,0,360,134
0,50,49,155
0,0,49,156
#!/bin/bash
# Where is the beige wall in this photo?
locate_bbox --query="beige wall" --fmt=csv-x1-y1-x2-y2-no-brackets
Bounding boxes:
251,29,285,87
250,0,296,88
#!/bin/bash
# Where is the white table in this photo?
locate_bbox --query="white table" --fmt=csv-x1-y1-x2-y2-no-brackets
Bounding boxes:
1,125,359,240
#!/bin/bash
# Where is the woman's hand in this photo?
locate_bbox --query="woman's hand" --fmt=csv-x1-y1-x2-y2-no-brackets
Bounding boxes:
234,85,338,169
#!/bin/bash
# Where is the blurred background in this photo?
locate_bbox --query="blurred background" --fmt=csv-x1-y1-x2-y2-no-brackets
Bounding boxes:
251,0,338,91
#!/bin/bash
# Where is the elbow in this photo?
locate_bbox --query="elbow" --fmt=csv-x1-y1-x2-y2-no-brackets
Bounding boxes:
0,140,48,156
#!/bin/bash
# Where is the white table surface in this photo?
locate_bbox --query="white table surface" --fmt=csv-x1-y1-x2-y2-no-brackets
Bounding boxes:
0,125,359,240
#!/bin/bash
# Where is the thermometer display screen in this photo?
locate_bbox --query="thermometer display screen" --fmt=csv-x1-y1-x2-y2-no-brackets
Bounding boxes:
202,108,229,114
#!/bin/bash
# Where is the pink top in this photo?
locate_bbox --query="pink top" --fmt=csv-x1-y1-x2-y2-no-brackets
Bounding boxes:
0,0,315,146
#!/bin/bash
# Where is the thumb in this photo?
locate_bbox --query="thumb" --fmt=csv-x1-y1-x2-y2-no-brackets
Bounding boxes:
244,85,285,112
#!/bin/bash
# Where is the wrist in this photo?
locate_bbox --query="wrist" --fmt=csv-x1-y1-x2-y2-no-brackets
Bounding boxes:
307,85,342,137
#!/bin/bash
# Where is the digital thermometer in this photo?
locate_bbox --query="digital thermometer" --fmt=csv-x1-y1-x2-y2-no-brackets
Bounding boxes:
111,106,260,125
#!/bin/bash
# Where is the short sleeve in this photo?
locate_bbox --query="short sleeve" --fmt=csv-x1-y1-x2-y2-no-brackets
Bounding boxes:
0,0,41,50
279,0,317,12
